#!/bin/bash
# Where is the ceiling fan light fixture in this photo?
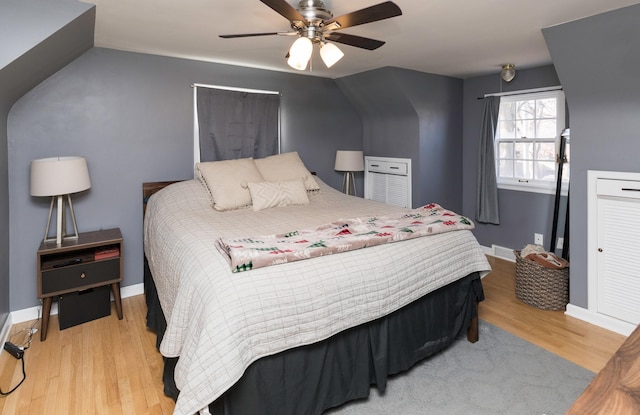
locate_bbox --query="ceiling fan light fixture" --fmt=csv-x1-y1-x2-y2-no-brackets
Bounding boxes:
501,64,516,82
287,37,313,70
220,1,403,71
319,42,344,68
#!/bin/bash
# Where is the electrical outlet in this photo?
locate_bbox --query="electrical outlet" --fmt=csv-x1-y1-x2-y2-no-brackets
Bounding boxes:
534,233,543,245
557,237,564,249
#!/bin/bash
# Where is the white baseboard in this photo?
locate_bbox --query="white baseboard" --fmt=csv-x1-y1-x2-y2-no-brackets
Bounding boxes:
481,244,516,262
120,282,144,300
565,304,636,337
9,283,144,325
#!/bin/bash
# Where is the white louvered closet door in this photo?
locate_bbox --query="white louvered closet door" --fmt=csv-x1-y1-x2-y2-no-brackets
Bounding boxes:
596,179,640,325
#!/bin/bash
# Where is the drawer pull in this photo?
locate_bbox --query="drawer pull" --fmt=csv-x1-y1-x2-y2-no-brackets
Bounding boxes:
80,272,86,279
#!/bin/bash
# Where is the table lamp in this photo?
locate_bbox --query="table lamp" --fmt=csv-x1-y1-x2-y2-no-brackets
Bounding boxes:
334,150,364,196
30,156,91,245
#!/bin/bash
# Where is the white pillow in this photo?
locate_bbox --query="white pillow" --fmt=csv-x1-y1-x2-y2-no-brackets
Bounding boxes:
196,158,264,211
254,152,320,192
247,179,310,211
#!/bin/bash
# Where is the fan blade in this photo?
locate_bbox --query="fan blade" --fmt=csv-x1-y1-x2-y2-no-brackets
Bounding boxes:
260,0,305,22
219,32,281,38
325,32,385,50
325,1,402,30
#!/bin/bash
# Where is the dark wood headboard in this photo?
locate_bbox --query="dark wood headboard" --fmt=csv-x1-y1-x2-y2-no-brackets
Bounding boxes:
142,181,182,216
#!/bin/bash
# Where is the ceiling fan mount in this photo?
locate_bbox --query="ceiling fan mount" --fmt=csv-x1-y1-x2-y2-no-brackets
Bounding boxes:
295,0,333,25
293,0,333,42
219,0,402,69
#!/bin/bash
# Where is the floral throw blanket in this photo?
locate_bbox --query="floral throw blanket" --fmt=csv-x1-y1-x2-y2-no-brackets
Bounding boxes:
216,203,474,273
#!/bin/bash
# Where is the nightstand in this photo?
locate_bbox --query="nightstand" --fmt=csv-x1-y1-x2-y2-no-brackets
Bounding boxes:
37,228,124,341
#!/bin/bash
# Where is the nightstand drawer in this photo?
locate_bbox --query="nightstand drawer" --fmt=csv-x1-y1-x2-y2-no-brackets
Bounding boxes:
41,258,120,294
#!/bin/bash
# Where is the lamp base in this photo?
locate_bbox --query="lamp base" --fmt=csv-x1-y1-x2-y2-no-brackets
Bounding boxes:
341,172,357,196
43,194,79,245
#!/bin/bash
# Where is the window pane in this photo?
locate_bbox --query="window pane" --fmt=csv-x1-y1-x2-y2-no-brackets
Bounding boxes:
535,142,555,161
537,119,557,138
515,119,535,138
498,160,513,178
497,120,516,139
516,100,535,119
514,142,532,160
536,98,557,118
514,160,533,179
498,101,515,120
498,141,513,158
535,161,556,181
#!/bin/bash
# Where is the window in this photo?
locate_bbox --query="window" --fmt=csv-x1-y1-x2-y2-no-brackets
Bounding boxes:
494,90,566,194
193,83,280,163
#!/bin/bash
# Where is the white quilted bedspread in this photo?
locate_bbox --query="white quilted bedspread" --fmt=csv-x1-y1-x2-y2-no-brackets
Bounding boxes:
143,179,491,415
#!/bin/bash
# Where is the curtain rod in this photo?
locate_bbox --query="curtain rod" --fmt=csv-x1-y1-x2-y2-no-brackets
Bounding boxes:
191,83,280,95
477,85,562,100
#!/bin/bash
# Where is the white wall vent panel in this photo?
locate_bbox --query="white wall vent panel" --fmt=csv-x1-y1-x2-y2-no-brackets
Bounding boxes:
364,156,412,208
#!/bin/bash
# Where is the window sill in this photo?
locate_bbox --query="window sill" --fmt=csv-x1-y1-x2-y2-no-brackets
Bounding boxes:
498,181,569,196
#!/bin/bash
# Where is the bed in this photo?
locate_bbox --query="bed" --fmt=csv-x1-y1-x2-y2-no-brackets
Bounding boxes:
143,153,491,415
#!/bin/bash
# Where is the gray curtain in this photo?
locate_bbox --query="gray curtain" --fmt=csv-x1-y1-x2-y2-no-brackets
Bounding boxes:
476,96,501,224
197,88,280,161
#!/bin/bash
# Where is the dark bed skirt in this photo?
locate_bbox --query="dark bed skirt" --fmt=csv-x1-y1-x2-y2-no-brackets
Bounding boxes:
144,258,484,415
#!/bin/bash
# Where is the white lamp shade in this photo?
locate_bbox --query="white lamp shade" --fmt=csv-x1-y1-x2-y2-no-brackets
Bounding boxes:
320,42,344,68
287,37,313,70
334,150,364,172
30,156,91,196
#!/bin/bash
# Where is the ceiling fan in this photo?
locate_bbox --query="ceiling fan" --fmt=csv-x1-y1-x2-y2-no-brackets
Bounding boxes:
219,0,402,70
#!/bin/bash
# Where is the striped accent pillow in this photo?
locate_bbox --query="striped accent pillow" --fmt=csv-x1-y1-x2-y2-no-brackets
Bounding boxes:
247,179,309,211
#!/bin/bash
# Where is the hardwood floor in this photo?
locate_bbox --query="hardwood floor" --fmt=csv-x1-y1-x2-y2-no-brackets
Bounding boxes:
0,256,628,414
479,256,626,373
0,293,175,415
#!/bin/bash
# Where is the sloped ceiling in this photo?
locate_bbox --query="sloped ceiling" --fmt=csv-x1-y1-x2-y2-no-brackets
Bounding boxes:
83,0,640,79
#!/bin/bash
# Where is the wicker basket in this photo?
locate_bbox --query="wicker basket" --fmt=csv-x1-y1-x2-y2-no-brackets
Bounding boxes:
514,250,569,310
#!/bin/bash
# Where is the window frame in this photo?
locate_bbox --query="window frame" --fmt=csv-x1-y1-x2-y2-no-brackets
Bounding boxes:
494,89,567,195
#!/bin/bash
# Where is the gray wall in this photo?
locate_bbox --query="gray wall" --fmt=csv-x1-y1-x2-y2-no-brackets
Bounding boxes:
0,0,93,326
7,47,362,311
7,0,637,318
543,4,640,308
462,65,563,251
337,67,463,210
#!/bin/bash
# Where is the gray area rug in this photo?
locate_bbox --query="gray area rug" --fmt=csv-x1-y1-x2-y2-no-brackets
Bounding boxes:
326,321,594,415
